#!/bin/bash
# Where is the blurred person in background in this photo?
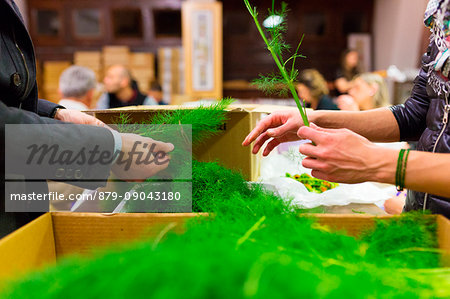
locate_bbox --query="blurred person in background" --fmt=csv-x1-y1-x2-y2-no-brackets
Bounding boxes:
243,0,450,218
337,73,390,111
0,0,174,237
96,64,157,109
148,81,167,105
334,49,362,95
52,66,98,210
296,69,339,111
58,66,96,111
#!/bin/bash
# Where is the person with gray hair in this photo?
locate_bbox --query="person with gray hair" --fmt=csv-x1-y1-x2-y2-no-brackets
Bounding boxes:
58,65,97,110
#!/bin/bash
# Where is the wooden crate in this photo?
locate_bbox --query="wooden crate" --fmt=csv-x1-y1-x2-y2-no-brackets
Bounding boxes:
0,213,449,290
131,67,155,92
74,51,102,67
130,53,155,67
103,46,130,68
73,51,103,81
42,61,71,102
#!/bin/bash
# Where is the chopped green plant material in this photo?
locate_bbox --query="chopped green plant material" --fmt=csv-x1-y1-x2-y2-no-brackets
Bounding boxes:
116,98,233,145
352,209,366,214
3,56,446,299
2,178,446,298
100,100,234,213
244,0,309,126
147,98,233,144
360,213,440,269
3,100,445,298
2,168,446,298
286,172,339,193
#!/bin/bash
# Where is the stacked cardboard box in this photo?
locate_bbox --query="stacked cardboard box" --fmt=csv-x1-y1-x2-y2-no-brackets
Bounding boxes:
130,53,155,93
42,61,71,103
74,51,103,81
102,46,130,69
157,47,185,104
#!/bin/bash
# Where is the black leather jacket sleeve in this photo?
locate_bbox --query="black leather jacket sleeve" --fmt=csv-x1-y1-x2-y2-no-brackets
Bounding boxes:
389,51,432,141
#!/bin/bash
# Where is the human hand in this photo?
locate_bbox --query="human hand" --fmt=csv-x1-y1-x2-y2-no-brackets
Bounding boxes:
55,109,106,127
111,133,174,181
336,95,359,111
297,123,396,184
384,191,406,214
242,110,311,156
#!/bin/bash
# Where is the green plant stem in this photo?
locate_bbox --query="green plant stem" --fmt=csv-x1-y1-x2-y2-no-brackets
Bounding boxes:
290,35,305,77
236,216,266,250
244,1,310,126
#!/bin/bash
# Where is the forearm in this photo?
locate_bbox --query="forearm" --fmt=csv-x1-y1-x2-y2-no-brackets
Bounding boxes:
310,108,400,142
404,151,450,198
373,148,450,198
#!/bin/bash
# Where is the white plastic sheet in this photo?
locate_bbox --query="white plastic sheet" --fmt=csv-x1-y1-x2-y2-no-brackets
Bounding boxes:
259,144,397,209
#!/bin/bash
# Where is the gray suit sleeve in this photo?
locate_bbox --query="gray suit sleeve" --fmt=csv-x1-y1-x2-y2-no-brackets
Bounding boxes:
1,101,115,189
37,99,64,118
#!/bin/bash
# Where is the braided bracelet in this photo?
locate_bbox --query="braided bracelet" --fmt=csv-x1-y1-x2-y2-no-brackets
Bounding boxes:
395,149,411,191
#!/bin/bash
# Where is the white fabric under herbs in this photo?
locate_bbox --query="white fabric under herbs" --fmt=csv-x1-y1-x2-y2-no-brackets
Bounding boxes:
259,143,398,209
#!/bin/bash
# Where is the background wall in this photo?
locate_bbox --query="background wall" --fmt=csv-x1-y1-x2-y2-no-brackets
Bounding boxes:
222,0,374,81
373,0,429,70
19,0,431,95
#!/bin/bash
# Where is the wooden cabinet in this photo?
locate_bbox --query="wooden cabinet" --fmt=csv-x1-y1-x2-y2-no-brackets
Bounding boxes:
29,1,64,47
28,0,374,95
72,8,103,40
28,0,183,62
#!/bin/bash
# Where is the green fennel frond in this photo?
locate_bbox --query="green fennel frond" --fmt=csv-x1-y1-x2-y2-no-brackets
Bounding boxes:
244,0,309,126
252,73,289,97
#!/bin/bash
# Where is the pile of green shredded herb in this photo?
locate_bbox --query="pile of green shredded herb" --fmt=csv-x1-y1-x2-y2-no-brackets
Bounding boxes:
2,101,448,299
3,1,448,293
